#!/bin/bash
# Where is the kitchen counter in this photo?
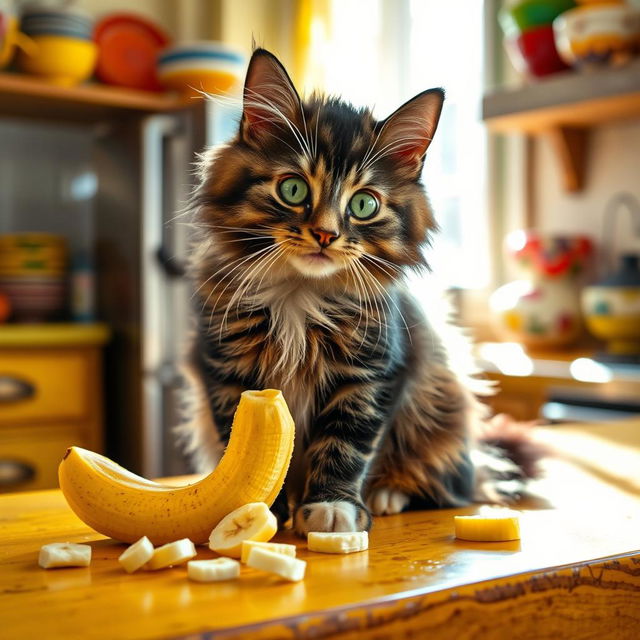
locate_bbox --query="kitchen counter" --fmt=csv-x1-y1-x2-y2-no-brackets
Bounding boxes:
1,420,639,639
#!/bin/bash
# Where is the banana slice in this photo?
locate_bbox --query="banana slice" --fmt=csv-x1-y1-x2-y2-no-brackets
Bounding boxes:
454,508,521,541
187,558,240,582
307,531,368,554
39,542,92,569
118,536,154,573
209,502,277,558
146,538,197,570
246,546,306,582
240,540,296,564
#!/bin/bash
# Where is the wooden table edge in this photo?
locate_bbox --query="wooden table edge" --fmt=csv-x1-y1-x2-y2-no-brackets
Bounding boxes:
164,549,640,640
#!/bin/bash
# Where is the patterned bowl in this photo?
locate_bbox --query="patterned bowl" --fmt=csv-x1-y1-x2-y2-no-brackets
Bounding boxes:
553,3,640,67
582,255,640,354
0,275,66,322
157,42,245,96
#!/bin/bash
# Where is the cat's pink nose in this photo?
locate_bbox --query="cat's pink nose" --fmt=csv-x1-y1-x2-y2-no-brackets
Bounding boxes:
311,228,340,248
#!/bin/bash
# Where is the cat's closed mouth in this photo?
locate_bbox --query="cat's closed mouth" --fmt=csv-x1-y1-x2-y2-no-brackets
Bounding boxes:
303,252,333,264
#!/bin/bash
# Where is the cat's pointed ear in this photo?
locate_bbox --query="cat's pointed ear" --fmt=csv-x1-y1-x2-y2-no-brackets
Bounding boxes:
375,88,444,175
240,48,302,143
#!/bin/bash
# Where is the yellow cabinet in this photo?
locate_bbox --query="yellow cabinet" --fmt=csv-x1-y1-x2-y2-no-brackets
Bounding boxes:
0,324,108,493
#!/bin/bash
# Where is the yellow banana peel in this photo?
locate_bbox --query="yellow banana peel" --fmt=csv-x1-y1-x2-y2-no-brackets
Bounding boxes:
58,389,295,545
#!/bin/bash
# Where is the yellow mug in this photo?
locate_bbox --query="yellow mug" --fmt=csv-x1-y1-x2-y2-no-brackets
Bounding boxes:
0,11,36,69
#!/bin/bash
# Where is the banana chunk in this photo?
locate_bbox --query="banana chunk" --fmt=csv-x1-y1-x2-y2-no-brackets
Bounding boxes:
240,540,296,564
187,558,241,582
39,542,91,569
454,508,521,541
209,502,277,558
118,536,154,573
246,546,306,582
307,531,368,554
146,538,197,570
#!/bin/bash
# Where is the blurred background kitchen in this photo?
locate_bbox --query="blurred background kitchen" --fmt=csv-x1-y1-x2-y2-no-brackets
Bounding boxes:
1,0,639,492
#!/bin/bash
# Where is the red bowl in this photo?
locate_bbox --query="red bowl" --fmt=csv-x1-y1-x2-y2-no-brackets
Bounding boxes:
508,24,570,77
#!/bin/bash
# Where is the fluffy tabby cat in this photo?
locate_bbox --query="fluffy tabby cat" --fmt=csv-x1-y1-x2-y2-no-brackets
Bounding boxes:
180,48,529,535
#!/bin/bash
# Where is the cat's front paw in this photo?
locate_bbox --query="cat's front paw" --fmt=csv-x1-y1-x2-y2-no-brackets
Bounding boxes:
367,487,410,516
293,500,371,536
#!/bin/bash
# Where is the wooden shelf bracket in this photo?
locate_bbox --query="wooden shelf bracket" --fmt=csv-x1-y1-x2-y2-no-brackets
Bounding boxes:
545,126,589,193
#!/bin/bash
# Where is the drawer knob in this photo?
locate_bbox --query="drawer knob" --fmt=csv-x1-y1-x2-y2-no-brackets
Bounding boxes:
0,459,36,486
0,376,36,403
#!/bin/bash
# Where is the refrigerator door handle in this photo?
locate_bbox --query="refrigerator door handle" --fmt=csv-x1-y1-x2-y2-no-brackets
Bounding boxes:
141,114,182,478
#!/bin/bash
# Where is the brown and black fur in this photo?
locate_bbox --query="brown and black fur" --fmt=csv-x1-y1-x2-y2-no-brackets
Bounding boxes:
179,48,526,535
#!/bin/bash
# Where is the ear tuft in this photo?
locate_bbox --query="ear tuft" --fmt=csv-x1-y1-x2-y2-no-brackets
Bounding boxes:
374,88,445,173
241,49,302,143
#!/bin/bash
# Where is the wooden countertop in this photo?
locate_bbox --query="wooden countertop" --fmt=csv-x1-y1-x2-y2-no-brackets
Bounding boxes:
1,420,639,639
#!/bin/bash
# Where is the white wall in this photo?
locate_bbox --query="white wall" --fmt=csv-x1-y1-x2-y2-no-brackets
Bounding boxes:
533,120,640,276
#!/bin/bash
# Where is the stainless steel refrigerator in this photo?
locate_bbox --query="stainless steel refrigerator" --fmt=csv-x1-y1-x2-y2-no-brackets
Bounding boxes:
95,101,239,477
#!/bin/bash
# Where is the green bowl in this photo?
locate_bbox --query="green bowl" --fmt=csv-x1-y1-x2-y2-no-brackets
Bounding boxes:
499,0,577,36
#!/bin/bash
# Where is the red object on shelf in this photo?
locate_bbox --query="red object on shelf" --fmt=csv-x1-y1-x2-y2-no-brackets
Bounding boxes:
515,24,570,77
0,292,10,323
94,13,170,91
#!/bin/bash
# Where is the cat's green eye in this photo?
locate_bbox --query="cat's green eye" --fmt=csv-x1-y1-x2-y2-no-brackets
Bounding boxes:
349,191,379,220
278,177,309,205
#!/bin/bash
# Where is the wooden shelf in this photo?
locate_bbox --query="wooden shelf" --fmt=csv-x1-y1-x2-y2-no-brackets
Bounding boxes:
0,72,193,123
482,60,640,192
0,323,110,347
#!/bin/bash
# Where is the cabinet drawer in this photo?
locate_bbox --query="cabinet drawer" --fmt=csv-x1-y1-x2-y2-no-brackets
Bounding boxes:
0,426,81,492
0,350,89,423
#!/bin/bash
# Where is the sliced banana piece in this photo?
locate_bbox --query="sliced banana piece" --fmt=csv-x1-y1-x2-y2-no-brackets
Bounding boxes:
146,538,196,570
307,531,368,554
187,558,241,582
246,546,306,582
454,508,521,541
39,542,92,569
118,536,154,573
240,540,296,564
209,502,277,558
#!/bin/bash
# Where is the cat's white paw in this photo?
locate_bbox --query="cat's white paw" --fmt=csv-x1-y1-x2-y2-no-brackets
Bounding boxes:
294,501,370,536
367,488,410,516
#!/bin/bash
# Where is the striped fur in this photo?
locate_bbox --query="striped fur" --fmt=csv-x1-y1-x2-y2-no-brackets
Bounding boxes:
180,49,497,535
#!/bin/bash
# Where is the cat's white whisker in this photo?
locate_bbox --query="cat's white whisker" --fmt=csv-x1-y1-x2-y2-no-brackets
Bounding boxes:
204,243,281,326
219,243,288,341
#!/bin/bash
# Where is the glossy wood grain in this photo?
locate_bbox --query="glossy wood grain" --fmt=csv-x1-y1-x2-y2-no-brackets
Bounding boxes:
1,421,639,639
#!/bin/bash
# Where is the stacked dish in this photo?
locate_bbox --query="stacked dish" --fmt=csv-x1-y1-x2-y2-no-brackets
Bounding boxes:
20,5,93,39
157,42,245,97
553,1,640,68
0,233,68,322
17,4,96,86
499,0,575,77
94,13,170,91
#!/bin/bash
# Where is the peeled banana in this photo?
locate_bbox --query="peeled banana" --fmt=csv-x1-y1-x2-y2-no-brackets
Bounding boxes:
246,546,306,582
118,536,154,573
307,531,369,554
209,502,277,558
188,558,240,582
454,508,521,542
39,543,92,569
146,538,197,570
58,389,295,545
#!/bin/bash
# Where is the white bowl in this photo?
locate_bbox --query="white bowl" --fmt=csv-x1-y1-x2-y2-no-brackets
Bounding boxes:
553,4,640,67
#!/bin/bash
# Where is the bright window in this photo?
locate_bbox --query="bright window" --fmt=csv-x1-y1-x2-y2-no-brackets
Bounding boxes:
316,0,489,289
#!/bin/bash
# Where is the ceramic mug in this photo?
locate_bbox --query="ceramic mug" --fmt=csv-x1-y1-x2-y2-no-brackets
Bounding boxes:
0,0,36,69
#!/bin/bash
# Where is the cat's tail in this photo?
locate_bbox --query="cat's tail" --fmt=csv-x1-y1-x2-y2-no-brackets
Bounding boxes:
472,413,551,503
